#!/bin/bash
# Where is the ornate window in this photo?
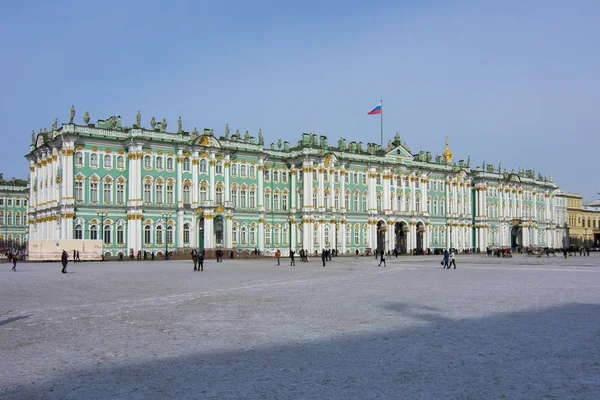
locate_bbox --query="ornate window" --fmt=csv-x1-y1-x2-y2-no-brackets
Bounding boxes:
155,182,163,205
117,156,125,169
144,155,152,169
273,170,279,182
156,156,163,170
249,189,254,208
116,182,125,204
249,166,255,178
324,226,330,246
313,191,318,209
313,170,318,181
75,181,83,202
353,192,359,212
144,183,152,203
265,192,271,211
183,224,190,245
264,169,270,181
232,226,238,245
90,182,98,203
199,159,207,173
167,183,174,204
183,157,191,172
75,225,83,240
144,225,151,244
362,193,367,212
215,187,223,205
167,157,174,170
282,172,288,183
103,180,112,204
104,155,112,169
231,187,237,207
183,185,191,205
249,226,255,245
90,153,98,167
376,192,382,212
231,164,237,176
241,165,247,177
282,193,288,211
199,186,207,204
241,188,248,208
103,225,111,244
156,226,163,245
241,226,248,245
265,226,271,246
215,161,223,175
75,152,84,166
273,193,279,211
90,225,98,240
167,225,173,244
117,225,124,244
376,174,381,185
344,192,349,210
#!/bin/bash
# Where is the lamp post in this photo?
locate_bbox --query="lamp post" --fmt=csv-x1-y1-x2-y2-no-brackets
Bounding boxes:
162,212,172,260
97,211,108,261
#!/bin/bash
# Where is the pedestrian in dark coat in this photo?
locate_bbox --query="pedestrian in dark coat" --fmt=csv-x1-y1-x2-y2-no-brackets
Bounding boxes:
378,252,386,267
321,250,326,267
443,250,449,269
290,250,295,266
198,251,205,271
61,250,68,273
11,254,17,271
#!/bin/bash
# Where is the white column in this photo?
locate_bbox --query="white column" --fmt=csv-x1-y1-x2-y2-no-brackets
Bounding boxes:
368,167,377,212
204,215,214,248
290,221,296,250
383,169,391,212
209,155,215,203
387,223,394,252
340,222,346,254
224,157,230,203
225,216,232,248
290,165,297,211
258,160,264,210
340,166,346,213
318,165,325,211
192,153,199,206
410,176,416,213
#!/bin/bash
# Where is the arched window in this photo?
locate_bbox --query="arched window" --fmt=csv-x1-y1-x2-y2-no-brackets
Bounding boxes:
376,193,382,212
15,212,20,226
117,225,124,244
274,226,280,245
231,164,238,176
215,161,223,174
104,224,111,244
241,165,247,177
199,186,207,203
199,159,207,173
249,166,255,178
362,193,368,212
183,224,190,245
231,186,238,207
167,226,174,244
265,226,272,246
183,157,191,172
167,157,174,170
324,226,330,246
249,226,256,244
90,153,98,167
104,154,112,169
75,152,84,166
156,156,163,170
264,169,270,181
75,224,83,240
156,225,163,245
144,155,152,169
242,226,248,244
232,226,238,245
90,225,98,240
273,170,279,182
117,155,125,169
144,225,151,244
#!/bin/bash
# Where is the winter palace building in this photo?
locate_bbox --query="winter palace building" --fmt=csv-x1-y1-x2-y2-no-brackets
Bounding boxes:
26,114,568,258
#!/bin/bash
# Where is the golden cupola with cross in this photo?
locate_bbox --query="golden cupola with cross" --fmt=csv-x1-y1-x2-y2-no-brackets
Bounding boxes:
443,137,453,164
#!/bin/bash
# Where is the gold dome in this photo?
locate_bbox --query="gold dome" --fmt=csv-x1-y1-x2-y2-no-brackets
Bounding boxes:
443,138,453,163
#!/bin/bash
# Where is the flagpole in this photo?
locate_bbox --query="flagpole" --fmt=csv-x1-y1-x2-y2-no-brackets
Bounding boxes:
380,99,383,148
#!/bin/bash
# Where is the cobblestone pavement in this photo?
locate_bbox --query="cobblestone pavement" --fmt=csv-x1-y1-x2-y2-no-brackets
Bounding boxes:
1,254,599,399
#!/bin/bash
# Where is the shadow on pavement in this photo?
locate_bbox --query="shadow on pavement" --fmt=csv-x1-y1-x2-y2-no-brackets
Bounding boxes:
3,303,599,399
0,315,31,327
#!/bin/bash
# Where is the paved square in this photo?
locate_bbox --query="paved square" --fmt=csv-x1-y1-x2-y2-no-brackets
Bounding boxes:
2,254,599,399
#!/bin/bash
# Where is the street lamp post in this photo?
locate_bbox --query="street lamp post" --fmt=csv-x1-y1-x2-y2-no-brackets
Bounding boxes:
97,211,108,261
162,212,172,260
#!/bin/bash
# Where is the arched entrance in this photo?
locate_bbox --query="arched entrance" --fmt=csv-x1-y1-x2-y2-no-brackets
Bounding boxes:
510,224,522,249
395,221,408,254
416,222,425,252
376,220,386,254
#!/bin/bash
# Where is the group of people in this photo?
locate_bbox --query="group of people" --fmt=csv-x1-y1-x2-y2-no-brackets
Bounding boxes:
441,249,457,269
191,248,206,271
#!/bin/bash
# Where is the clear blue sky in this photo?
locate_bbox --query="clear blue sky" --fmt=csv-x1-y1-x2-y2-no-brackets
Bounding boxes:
1,0,598,201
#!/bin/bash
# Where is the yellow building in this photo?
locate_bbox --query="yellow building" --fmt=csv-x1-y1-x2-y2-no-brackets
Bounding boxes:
565,193,600,247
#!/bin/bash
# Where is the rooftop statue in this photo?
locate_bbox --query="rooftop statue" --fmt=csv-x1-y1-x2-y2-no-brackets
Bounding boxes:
177,116,182,133
69,105,75,124
150,117,156,129
394,131,401,142
224,124,230,138
83,111,90,125
115,115,121,129
234,129,240,140
258,129,264,145
192,127,199,135
31,130,35,143
136,110,141,127
277,138,282,149
244,130,250,142
387,140,393,151
162,118,167,131
52,118,58,131
210,128,214,136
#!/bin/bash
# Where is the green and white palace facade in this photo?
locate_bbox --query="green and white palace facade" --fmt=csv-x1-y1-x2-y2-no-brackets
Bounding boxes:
0,183,29,250
25,117,567,257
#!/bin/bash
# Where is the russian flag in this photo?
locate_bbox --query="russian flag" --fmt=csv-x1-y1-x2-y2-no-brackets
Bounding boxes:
368,104,382,115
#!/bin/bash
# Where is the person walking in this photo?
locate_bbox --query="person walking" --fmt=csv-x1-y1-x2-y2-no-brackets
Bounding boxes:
76,251,81,262
11,253,17,271
443,249,449,269
275,249,281,266
321,249,326,267
449,250,457,269
192,249,199,271
378,251,386,267
198,250,205,271
290,249,295,266
61,250,69,273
